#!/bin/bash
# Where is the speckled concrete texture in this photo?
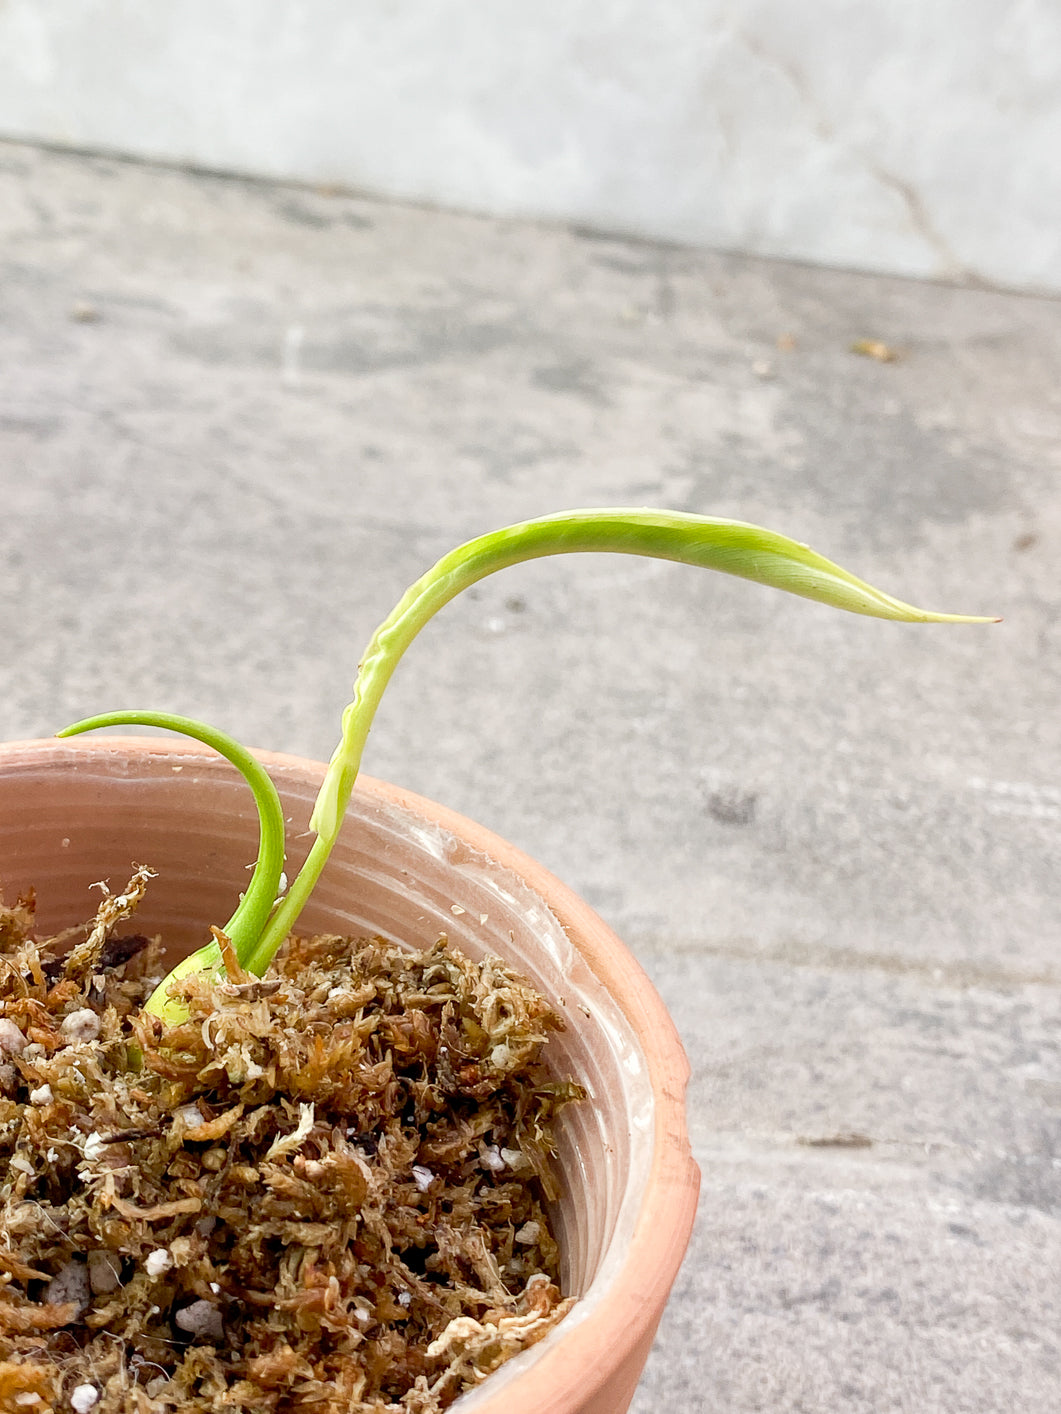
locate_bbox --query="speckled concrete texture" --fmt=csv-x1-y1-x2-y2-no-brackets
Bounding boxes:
1,141,1058,1411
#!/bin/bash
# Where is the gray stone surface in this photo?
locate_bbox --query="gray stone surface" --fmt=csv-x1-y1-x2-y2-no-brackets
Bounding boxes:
1,140,1058,1411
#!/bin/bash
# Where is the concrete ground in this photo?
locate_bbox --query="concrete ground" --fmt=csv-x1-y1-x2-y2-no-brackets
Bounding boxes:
1,140,1058,1411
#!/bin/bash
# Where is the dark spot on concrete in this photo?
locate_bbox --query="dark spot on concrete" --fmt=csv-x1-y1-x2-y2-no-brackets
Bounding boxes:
340,212,373,230
269,196,371,231
0,414,62,440
706,786,757,827
797,1132,873,1149
273,199,331,228
947,1222,982,1243
531,361,609,407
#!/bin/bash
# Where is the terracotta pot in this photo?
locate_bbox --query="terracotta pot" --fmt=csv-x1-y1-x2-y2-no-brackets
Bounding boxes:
0,737,699,1414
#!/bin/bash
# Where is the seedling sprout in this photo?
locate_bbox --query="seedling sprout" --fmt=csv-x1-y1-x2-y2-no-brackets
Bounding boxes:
58,508,996,1021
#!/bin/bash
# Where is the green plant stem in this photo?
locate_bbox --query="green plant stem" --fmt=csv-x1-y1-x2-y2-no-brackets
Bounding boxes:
57,711,286,1017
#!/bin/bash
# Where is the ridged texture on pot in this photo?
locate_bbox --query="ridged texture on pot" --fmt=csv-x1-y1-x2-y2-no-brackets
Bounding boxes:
0,738,699,1414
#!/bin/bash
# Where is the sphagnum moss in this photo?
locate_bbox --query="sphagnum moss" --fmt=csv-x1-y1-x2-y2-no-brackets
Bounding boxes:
0,882,579,1412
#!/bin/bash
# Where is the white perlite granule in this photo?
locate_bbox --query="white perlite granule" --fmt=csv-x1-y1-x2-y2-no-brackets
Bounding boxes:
61,1009,101,1043
70,1387,99,1414
144,1248,173,1277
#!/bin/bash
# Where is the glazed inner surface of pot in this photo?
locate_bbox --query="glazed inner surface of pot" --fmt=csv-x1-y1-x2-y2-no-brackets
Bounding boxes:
0,743,657,1406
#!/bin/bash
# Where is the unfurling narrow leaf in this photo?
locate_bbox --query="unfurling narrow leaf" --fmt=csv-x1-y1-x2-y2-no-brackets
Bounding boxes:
256,509,996,970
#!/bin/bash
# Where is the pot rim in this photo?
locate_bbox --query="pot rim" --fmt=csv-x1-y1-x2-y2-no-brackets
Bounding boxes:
0,736,700,1413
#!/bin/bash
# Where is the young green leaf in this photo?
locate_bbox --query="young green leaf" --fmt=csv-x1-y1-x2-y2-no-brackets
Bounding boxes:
252,509,997,971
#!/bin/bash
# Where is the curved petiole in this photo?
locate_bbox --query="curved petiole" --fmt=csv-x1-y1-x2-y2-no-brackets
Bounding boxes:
57,711,286,1018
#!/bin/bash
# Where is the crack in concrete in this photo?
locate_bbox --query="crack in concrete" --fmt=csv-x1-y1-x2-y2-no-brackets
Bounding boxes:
864,162,970,282
733,26,970,282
